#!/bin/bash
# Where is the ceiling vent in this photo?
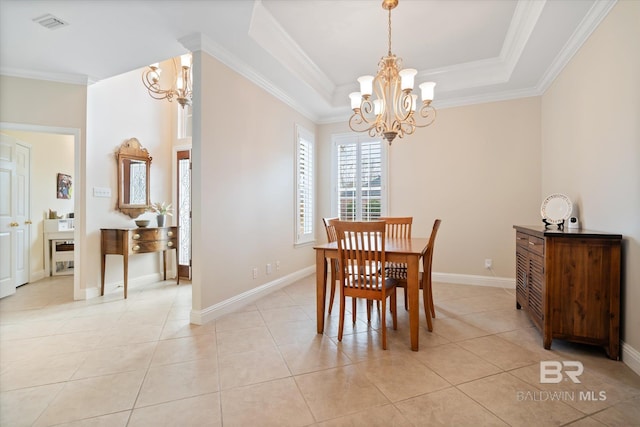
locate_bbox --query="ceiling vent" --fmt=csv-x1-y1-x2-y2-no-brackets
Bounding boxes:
32,14,69,30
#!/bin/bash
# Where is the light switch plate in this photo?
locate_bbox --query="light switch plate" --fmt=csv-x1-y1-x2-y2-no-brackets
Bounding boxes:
93,187,111,198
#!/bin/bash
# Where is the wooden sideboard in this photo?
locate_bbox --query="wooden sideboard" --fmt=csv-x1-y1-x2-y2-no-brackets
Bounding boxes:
513,225,622,359
101,227,179,298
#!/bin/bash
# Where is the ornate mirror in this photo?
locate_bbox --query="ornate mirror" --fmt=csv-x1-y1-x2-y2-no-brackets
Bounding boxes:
116,138,152,218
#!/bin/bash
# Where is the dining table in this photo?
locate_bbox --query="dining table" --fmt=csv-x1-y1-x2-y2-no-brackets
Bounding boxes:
314,236,430,351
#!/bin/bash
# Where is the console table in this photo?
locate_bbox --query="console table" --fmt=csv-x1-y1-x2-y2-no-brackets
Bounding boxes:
513,225,621,359
101,226,179,298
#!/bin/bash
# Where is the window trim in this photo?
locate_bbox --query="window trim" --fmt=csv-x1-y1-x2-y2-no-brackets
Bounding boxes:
331,133,388,220
295,124,315,245
177,103,192,140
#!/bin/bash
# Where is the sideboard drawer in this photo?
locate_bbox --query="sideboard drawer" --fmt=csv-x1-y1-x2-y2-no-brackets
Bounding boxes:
527,235,544,256
516,231,544,256
129,240,175,253
516,232,529,249
130,228,162,242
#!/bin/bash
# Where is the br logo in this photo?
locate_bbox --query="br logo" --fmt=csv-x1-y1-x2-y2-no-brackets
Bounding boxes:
540,361,584,384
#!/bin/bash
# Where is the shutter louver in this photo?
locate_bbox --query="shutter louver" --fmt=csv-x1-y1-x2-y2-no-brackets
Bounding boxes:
337,140,382,221
296,126,314,244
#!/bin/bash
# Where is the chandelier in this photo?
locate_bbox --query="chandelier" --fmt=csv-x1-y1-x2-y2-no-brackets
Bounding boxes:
349,0,436,144
142,54,192,108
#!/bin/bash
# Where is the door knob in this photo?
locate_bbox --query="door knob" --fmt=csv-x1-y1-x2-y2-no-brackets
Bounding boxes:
25,220,32,225
10,222,19,227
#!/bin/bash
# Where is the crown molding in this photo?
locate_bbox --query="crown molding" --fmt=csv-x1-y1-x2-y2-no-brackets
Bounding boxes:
248,0,334,103
435,87,542,110
179,32,319,123
536,0,617,93
0,67,94,85
500,0,547,73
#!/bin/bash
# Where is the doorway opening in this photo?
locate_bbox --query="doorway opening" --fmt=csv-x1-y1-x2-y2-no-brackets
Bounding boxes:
0,122,81,300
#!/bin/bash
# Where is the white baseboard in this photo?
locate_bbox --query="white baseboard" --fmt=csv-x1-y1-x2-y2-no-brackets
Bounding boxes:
190,266,315,325
432,272,515,289
621,340,640,376
76,286,101,300
30,270,46,283
100,272,172,297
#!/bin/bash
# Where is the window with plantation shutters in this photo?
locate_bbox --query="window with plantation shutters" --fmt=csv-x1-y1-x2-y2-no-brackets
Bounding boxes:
295,125,314,244
333,135,386,221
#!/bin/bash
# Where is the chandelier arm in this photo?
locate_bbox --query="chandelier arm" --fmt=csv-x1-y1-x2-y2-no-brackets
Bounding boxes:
413,104,437,128
393,85,413,123
349,103,377,134
142,68,177,100
373,68,391,133
143,83,172,100
398,117,416,136
141,54,192,108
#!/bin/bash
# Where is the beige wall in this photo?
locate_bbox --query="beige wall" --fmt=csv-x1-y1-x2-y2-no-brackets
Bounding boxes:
191,51,316,315
0,76,87,130
86,66,174,292
318,97,542,280
0,75,88,297
541,0,640,352
0,130,74,276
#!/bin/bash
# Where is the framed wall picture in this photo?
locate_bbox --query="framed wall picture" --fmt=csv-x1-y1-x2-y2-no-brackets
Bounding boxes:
57,173,72,199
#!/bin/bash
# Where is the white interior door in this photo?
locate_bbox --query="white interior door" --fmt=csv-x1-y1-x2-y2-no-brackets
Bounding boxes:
0,134,17,297
15,142,30,286
0,134,30,298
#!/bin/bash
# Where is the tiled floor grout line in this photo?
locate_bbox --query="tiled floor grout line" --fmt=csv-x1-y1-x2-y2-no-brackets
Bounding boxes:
2,277,639,426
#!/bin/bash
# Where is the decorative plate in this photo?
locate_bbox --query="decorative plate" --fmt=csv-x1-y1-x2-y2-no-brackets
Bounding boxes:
541,193,572,224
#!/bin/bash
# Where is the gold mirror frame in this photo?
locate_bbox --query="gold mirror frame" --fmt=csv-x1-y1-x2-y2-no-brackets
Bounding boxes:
116,138,152,218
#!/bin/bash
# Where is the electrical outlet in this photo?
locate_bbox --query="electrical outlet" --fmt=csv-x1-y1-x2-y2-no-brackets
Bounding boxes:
252,267,258,279
266,263,272,275
484,259,493,269
275,261,280,271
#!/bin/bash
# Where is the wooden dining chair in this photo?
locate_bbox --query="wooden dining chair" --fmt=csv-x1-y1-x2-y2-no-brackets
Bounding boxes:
422,219,442,322
322,217,340,314
333,220,398,350
380,216,413,310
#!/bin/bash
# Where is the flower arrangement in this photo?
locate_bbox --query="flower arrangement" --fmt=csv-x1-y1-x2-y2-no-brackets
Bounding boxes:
149,202,173,216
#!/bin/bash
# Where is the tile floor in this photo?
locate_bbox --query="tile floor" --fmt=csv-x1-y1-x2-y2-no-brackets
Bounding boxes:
1,275,639,426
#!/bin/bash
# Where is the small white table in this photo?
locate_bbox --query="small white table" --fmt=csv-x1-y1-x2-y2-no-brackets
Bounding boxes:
44,219,74,276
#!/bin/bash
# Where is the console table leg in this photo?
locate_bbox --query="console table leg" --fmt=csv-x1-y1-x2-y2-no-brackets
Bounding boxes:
175,248,180,285
162,250,167,281
123,253,129,299
101,254,106,296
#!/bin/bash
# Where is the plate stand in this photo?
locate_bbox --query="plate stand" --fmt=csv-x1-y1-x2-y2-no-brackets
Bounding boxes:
543,218,565,230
